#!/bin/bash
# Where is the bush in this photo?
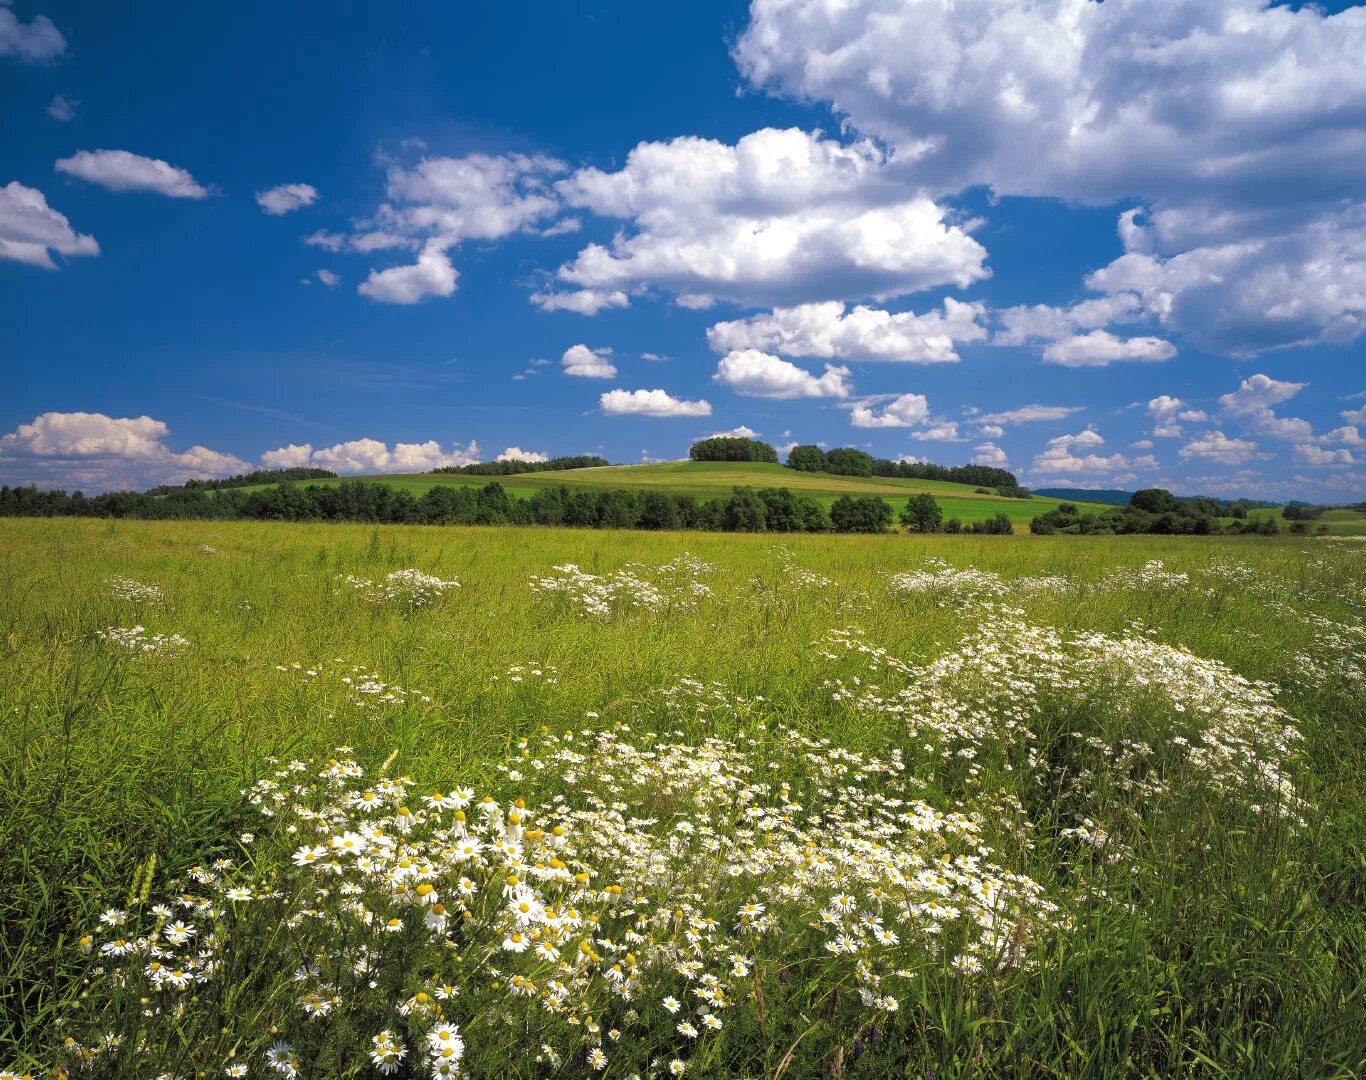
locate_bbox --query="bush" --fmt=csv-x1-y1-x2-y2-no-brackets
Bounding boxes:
967,512,1014,535
830,494,892,533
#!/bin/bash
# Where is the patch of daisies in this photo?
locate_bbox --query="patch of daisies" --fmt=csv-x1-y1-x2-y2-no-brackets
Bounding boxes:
341,568,460,608
49,725,1062,1078
530,555,714,620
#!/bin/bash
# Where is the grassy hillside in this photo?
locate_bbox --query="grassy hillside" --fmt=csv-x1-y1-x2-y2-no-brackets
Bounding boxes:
234,460,1107,526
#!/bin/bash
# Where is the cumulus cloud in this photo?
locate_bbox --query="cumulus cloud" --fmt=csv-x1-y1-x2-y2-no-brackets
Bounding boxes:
496,447,548,462
1217,373,1313,439
714,349,851,399
552,127,988,308
735,1,1366,355
1146,395,1206,439
706,298,986,363
260,437,480,474
561,344,617,379
0,180,98,268
1032,429,1157,479
910,422,967,442
1294,444,1355,466
255,182,318,215
531,288,629,315
600,389,711,418
0,3,65,62
46,94,76,121
972,442,1008,468
315,268,339,287
0,411,248,491
54,149,208,198
848,393,929,429
358,244,458,304
1041,331,1176,368
1179,431,1260,466
706,426,761,439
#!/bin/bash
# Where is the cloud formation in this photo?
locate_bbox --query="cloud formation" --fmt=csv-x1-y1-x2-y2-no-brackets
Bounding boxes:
55,149,208,198
260,437,479,473
1031,429,1157,479
256,183,319,215
848,393,930,429
496,447,548,462
599,389,711,418
561,344,617,379
714,350,851,399
0,3,65,62
0,181,98,268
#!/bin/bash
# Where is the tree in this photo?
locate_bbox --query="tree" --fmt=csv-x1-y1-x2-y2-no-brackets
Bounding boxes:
759,488,802,532
786,445,828,472
825,448,875,477
967,512,1014,535
1130,488,1177,514
723,487,767,531
638,490,681,530
901,493,943,533
830,495,892,533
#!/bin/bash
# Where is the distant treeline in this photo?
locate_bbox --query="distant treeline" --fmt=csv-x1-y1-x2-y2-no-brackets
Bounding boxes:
0,481,908,534
688,437,1029,498
1030,489,1300,536
145,467,338,495
431,455,610,476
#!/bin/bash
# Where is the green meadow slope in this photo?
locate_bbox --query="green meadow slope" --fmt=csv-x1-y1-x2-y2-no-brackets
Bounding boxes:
235,460,1109,526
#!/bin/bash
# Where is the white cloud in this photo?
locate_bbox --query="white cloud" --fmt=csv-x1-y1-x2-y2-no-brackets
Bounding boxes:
849,393,929,429
1343,406,1366,425
707,426,761,440
735,2,1366,356
358,244,457,304
315,268,339,287
531,288,629,316
0,411,249,491
255,183,318,215
561,344,617,379
260,437,479,474
1179,431,1260,466
972,442,1008,468
641,352,669,362
1041,331,1176,368
1314,426,1365,448
54,149,208,198
1032,429,1157,479
496,447,548,462
910,422,967,443
1217,373,1313,439
736,0,1366,208
994,295,1141,347
706,298,987,363
1294,444,1355,466
600,389,711,418
0,3,65,62
0,180,98,268
1147,396,1188,439
46,94,76,121
714,349,851,399
553,127,988,307
975,404,1084,426
978,424,1004,439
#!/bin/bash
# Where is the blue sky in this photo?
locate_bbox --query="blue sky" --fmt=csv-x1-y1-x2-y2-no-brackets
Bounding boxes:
2,0,1364,500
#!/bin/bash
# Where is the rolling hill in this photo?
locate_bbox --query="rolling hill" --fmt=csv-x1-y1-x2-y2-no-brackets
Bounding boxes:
234,460,1111,527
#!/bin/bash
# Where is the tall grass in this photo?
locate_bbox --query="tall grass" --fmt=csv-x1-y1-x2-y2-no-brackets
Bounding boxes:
0,519,1361,1076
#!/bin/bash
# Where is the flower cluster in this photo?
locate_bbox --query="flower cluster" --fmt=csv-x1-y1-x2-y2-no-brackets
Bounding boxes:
94,625,190,656
1101,560,1191,590
342,568,460,607
530,555,714,619
54,725,1061,1077
889,561,1073,608
106,577,165,604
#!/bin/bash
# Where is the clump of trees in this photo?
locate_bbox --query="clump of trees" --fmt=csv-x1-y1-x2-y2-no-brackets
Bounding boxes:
433,455,610,476
829,495,893,533
1030,489,1285,536
689,437,779,463
900,493,1012,534
785,445,1027,496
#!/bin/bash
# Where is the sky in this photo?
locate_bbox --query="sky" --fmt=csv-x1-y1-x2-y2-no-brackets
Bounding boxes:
2,0,1365,500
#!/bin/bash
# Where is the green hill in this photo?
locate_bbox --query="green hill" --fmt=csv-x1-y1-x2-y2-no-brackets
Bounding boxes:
235,460,1109,527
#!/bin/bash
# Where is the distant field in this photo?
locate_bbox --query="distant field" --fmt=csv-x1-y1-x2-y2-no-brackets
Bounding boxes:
232,460,1110,526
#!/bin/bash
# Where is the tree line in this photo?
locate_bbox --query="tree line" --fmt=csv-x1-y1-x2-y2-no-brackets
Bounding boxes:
1029,489,1298,535
431,455,610,476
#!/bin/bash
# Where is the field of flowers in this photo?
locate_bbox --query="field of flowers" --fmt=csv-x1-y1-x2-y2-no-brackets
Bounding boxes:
0,518,1362,1078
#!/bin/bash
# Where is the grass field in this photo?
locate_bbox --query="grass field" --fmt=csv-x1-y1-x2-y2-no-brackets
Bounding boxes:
230,461,1109,526
1,519,1362,1077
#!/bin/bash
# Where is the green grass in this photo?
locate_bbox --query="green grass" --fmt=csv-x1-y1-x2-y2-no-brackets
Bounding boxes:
1,519,1362,1076
230,460,1109,526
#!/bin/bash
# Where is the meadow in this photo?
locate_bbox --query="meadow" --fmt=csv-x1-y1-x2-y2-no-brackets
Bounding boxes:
0,518,1362,1077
